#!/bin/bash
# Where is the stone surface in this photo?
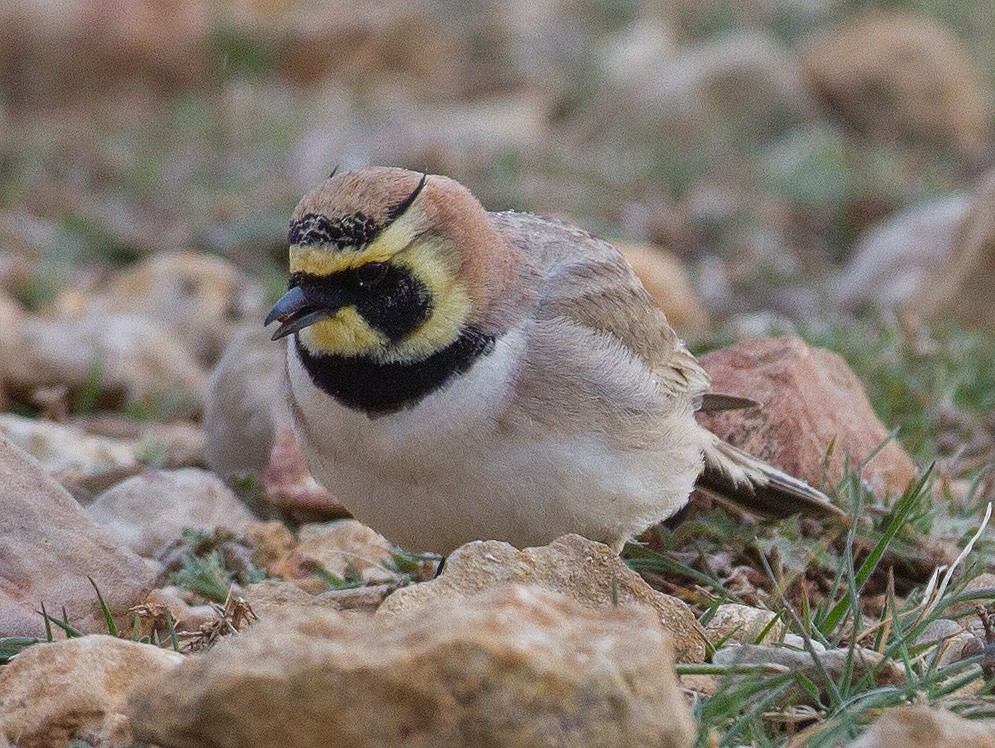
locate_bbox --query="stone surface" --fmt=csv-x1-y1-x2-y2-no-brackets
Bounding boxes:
704,603,785,645
0,635,184,748
377,534,705,662
273,519,399,588
204,325,283,483
82,251,267,363
0,413,139,480
847,706,995,748
6,312,207,414
0,434,160,638
87,468,257,558
130,584,696,748
913,170,995,330
713,643,904,703
617,243,709,336
697,336,918,497
801,12,991,154
835,195,970,309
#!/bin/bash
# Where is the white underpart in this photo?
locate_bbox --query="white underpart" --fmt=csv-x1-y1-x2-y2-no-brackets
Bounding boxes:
286,329,701,554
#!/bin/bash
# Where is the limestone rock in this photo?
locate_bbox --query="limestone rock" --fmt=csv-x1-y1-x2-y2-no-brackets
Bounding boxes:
617,243,709,336
129,585,696,748
87,468,257,558
617,30,813,143
835,195,970,309
273,519,399,588
0,434,160,638
697,337,918,497
0,635,184,748
801,12,991,154
714,643,904,704
847,706,995,748
913,170,995,330
7,312,207,414
0,413,139,481
83,251,268,363
704,603,785,645
377,534,705,662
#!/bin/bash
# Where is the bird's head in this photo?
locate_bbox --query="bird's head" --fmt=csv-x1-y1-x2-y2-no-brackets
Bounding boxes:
266,167,515,363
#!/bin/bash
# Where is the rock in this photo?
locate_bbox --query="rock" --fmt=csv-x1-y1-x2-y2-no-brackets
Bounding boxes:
704,603,785,645
129,584,696,748
87,468,257,558
204,325,283,482
913,170,995,330
801,12,991,155
81,251,268,364
617,243,710,336
242,520,297,574
847,706,995,748
262,427,348,521
6,312,207,415
0,434,160,637
272,519,399,590
713,643,904,703
377,534,705,662
835,195,970,309
0,412,139,480
0,635,184,748
945,573,995,616
697,337,918,497
607,30,814,145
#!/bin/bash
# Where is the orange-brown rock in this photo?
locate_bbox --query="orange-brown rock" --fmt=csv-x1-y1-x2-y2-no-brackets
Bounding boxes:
0,636,184,748
618,243,709,336
129,585,696,748
801,12,991,155
377,534,705,663
697,337,918,497
912,169,995,330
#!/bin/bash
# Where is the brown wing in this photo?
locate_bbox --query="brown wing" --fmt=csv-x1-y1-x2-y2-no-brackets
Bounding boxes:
489,211,710,401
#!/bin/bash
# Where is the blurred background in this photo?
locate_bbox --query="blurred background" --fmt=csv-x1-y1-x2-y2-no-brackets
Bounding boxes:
1,0,994,472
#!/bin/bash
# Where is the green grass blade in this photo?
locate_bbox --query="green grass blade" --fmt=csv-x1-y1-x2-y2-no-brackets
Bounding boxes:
88,577,118,637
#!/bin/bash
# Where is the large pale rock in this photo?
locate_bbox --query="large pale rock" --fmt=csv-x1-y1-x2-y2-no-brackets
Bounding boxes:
6,312,207,413
913,170,995,330
697,337,918,497
607,30,813,144
0,413,139,479
377,534,705,662
130,585,696,748
76,251,268,363
835,195,970,308
847,706,995,748
0,434,160,637
617,243,709,336
0,635,184,748
87,468,257,558
801,12,991,154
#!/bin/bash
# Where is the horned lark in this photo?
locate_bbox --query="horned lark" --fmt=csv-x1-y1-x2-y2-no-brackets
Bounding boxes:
266,167,844,554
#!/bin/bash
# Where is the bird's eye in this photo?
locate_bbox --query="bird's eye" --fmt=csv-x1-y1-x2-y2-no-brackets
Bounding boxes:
356,261,388,287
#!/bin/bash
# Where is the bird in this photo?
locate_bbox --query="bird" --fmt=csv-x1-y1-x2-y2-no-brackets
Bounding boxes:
265,166,845,555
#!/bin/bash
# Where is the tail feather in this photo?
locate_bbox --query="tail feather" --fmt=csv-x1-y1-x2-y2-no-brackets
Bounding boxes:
698,433,847,521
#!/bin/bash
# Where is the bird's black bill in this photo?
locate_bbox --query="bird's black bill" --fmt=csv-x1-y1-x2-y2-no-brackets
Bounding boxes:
265,285,335,341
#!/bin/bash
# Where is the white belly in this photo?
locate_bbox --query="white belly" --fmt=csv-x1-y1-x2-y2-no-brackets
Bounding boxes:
286,330,701,554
